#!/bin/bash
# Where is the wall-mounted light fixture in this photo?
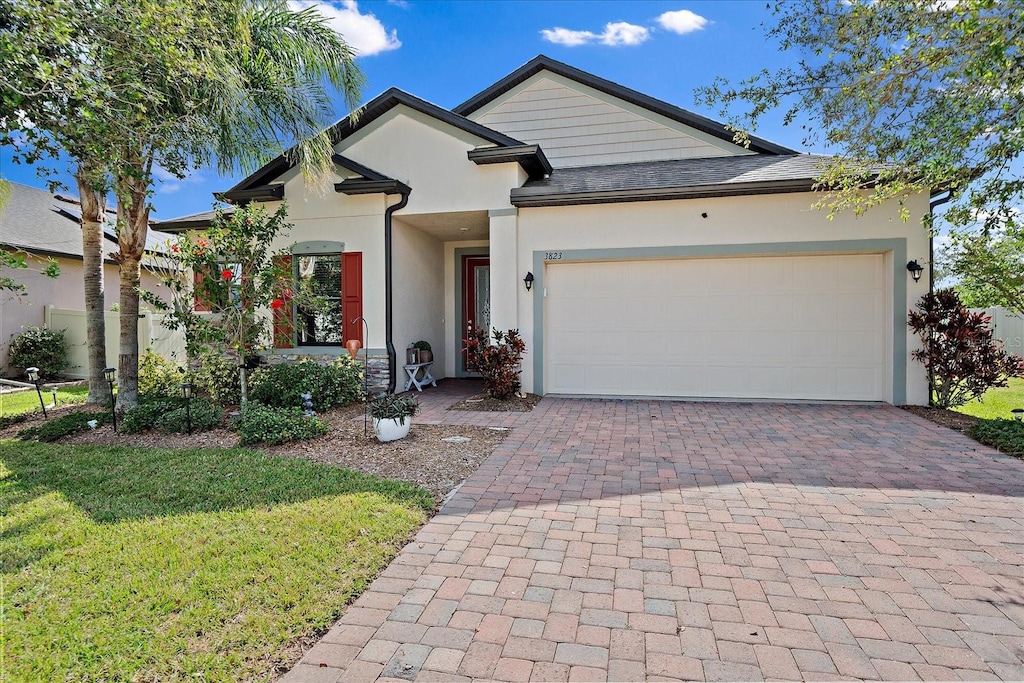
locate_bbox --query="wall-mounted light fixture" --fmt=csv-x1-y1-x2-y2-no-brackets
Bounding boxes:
906,260,924,282
524,272,535,291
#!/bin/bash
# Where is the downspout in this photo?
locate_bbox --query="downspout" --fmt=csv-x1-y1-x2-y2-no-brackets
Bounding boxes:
384,190,410,394
927,190,953,406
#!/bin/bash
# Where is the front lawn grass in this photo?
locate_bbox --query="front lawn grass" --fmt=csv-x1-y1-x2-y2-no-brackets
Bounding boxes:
1,442,433,680
954,377,1024,420
968,419,1024,459
0,385,88,417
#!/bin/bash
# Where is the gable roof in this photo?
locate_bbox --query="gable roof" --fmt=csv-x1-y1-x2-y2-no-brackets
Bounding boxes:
1,181,174,260
222,89,540,203
454,55,796,157
510,154,828,207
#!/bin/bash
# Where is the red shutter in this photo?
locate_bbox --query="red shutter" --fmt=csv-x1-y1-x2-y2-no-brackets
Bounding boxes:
273,254,294,348
342,251,363,344
193,269,210,312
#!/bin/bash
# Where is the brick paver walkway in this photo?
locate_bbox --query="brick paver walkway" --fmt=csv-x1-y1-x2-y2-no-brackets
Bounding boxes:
284,390,1024,682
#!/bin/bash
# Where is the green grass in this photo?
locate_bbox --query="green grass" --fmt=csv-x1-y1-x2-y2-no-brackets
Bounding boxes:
1,442,434,681
953,377,1024,420
0,385,89,417
968,419,1024,459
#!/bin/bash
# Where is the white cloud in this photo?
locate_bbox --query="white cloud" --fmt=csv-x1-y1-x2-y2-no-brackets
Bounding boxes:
541,21,649,48
540,27,599,47
288,0,400,57
153,164,203,195
656,9,708,35
600,22,649,46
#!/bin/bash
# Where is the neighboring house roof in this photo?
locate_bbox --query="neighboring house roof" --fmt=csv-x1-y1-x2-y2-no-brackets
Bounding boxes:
510,154,830,207
154,207,233,233
222,89,547,202
0,181,175,261
453,55,797,157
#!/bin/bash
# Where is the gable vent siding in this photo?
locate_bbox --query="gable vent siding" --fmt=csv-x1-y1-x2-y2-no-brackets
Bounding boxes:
472,78,735,168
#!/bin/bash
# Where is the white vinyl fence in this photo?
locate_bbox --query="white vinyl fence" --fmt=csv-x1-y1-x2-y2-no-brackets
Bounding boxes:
972,307,1024,356
45,305,187,378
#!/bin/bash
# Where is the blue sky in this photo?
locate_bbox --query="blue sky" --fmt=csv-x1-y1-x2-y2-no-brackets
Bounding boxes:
1,1,811,222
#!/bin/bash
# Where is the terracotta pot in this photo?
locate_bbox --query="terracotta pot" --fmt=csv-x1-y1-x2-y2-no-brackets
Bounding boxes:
345,339,362,358
418,349,433,363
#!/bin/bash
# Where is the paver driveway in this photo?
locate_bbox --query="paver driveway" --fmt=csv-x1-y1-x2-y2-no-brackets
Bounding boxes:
284,395,1024,682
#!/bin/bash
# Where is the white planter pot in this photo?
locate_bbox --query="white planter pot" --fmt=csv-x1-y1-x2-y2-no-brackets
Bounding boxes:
373,416,412,442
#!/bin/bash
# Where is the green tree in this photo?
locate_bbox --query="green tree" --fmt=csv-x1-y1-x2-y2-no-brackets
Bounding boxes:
698,0,1024,303
1,1,119,402
1,0,362,410
142,204,323,402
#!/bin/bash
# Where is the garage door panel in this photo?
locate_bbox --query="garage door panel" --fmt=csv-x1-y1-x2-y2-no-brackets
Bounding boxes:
837,367,883,399
545,254,888,401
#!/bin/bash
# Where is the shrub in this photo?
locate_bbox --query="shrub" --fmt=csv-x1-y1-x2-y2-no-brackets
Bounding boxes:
194,352,242,405
8,326,69,378
968,418,1024,459
369,394,417,424
234,401,327,445
156,399,223,434
248,357,362,411
908,288,1024,408
464,327,527,399
122,396,222,434
18,410,110,442
138,349,186,398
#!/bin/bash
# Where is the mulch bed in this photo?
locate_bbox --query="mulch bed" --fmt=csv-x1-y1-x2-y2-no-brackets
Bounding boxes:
3,402,507,502
448,393,542,412
900,405,980,433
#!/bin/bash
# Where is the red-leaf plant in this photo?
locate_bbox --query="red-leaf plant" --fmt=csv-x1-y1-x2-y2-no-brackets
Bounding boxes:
464,327,527,399
908,288,1024,408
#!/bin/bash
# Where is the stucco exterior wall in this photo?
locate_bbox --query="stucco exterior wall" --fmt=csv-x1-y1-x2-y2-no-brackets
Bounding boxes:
392,219,446,379
1,255,164,375
339,107,520,215
506,191,932,405
262,190,390,350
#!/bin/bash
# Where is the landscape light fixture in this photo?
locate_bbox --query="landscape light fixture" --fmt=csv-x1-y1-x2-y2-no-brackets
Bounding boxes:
181,382,194,435
523,271,534,291
1013,408,1024,422
104,367,117,431
26,367,46,417
906,260,924,282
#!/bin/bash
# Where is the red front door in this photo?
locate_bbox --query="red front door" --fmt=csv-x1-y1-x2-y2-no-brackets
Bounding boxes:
461,255,490,374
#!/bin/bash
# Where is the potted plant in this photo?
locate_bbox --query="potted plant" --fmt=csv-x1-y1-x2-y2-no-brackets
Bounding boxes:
369,393,418,442
413,340,433,363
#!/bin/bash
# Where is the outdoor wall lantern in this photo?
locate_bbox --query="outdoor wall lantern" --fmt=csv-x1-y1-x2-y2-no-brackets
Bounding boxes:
181,382,194,435
104,367,117,431
26,366,46,417
906,260,924,282
523,271,535,291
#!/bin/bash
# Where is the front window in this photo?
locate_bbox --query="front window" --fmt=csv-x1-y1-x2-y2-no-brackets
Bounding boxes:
296,254,343,345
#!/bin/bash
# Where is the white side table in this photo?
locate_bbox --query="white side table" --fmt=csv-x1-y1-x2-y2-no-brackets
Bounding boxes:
403,362,436,392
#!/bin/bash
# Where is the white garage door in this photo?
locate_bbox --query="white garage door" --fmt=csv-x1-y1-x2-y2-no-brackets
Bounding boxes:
544,253,889,401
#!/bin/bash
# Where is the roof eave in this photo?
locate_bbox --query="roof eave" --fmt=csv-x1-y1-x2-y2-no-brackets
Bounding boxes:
218,184,285,205
510,178,815,207
335,179,412,196
467,144,553,178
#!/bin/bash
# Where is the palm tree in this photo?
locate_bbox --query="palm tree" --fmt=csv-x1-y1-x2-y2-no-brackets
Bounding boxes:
110,0,363,410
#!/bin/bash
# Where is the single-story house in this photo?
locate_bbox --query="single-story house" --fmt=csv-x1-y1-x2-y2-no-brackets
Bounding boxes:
160,55,933,405
0,181,177,377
